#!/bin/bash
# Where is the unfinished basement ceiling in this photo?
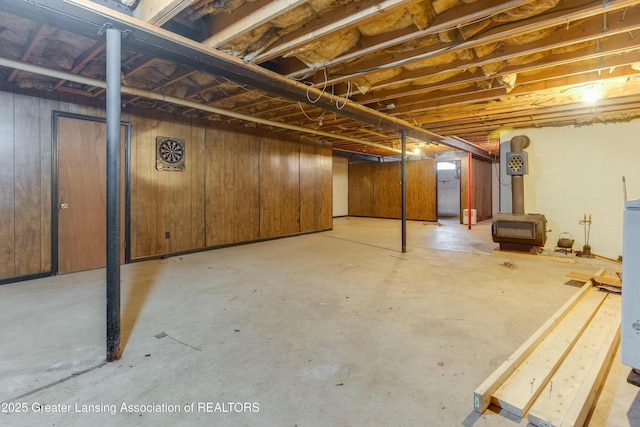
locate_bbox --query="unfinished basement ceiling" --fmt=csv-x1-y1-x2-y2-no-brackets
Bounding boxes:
1,0,640,157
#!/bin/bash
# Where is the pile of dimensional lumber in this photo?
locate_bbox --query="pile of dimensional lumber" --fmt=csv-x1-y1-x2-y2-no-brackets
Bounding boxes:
566,269,622,294
473,273,621,427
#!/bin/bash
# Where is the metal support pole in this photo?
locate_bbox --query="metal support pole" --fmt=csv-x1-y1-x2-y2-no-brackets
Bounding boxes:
467,153,472,230
106,28,121,362
401,130,407,253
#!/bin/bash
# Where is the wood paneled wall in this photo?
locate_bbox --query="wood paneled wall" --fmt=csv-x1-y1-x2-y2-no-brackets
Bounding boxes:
300,143,333,232
130,115,333,258
130,111,207,258
348,159,436,221
0,90,110,280
205,124,260,246
460,155,493,222
348,163,374,216
407,160,437,221
259,138,301,238
0,89,332,282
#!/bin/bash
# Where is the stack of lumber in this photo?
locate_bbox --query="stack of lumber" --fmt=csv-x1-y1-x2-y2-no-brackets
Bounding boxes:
473,279,621,427
566,269,622,294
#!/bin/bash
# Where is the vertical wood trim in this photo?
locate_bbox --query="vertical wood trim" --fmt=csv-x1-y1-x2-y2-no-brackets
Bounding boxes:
0,91,16,277
39,98,56,272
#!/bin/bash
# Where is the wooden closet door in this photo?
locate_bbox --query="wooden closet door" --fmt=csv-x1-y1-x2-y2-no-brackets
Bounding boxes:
57,116,125,274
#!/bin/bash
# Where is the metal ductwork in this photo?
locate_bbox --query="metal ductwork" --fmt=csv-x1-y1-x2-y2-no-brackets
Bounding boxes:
492,135,547,253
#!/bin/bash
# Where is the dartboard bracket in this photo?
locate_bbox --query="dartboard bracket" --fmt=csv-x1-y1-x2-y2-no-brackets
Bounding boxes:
156,136,185,171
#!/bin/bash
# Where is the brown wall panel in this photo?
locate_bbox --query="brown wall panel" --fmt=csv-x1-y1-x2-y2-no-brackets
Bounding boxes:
300,142,333,232
349,159,436,221
206,125,260,246
130,113,157,258
13,95,42,275
407,160,437,221
460,155,493,222
0,91,16,278
374,162,401,218
473,159,492,221
260,138,300,238
0,88,334,280
130,112,207,257
348,163,375,217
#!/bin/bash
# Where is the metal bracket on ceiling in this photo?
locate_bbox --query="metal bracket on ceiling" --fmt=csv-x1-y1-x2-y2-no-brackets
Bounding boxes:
98,23,132,38
91,0,134,16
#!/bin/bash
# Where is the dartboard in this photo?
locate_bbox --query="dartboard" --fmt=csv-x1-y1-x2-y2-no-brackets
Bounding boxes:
158,139,184,164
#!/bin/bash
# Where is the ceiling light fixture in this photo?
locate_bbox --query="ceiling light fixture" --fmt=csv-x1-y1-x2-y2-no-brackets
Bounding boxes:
582,86,602,104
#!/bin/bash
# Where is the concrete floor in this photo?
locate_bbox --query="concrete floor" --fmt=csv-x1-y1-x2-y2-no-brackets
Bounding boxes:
1,217,638,426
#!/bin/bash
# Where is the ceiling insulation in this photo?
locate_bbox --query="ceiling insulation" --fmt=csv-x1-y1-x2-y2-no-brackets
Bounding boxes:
0,0,638,156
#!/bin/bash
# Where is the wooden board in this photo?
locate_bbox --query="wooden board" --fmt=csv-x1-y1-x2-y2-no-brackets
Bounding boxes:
528,296,621,427
474,281,593,413
566,271,621,288
491,288,607,417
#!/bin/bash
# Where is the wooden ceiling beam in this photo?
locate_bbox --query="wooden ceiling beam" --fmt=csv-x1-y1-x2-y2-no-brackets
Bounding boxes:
252,0,419,63
303,0,640,86
8,25,49,82
356,33,640,105
283,0,542,79
384,54,640,113
420,95,640,128
387,66,640,116
133,0,197,26
203,0,307,48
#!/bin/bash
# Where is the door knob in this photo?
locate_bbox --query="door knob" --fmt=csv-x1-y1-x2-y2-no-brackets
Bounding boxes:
60,203,69,210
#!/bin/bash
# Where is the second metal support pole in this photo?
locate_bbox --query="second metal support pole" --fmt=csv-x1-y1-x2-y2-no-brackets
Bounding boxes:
401,130,407,253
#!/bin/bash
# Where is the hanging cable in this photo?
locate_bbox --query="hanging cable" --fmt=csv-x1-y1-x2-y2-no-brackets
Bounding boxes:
298,101,325,123
306,68,328,104
335,80,352,110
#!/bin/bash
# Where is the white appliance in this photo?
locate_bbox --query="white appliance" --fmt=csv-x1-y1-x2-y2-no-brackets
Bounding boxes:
622,198,640,371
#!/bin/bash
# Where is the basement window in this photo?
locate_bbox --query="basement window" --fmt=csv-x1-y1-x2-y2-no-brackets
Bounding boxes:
437,162,456,170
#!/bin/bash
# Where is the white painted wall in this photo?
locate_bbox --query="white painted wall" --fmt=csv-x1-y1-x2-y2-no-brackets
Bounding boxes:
333,157,349,217
501,121,640,259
